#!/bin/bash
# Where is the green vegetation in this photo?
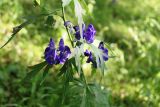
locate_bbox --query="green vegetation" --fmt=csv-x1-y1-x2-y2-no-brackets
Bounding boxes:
0,0,160,106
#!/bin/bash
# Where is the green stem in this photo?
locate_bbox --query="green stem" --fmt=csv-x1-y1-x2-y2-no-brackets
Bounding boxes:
61,2,74,47
60,1,90,104
81,68,87,85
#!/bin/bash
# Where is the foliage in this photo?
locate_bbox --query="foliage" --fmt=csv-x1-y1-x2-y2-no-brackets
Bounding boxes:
0,0,160,107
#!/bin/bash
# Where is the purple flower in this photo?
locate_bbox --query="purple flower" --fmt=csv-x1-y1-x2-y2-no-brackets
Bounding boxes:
98,42,108,61
58,38,65,51
84,24,96,44
73,24,96,44
58,39,71,64
84,50,97,68
84,49,90,56
44,38,71,65
73,24,85,40
59,46,71,64
64,21,71,27
44,39,58,65
48,38,55,49
84,50,93,63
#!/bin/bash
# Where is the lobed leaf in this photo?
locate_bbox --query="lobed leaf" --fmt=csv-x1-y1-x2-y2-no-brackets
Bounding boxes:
80,84,110,107
22,61,47,83
57,63,67,77
1,11,59,49
28,61,47,69
40,64,52,85
45,15,55,26
0,21,30,49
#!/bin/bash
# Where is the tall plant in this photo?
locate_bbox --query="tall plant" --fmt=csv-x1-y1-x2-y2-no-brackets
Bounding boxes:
1,0,113,106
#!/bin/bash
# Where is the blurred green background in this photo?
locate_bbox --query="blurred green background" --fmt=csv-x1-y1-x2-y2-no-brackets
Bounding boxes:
0,0,160,107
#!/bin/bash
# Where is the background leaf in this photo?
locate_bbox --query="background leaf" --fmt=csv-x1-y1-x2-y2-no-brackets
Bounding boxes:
40,64,52,85
0,21,30,49
62,0,72,7
22,61,47,82
33,0,40,6
28,61,47,69
45,15,55,26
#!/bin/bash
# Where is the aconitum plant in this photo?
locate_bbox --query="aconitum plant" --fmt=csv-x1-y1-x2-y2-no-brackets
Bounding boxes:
1,0,112,106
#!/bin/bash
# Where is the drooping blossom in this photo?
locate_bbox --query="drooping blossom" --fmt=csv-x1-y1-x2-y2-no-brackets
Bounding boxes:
73,23,96,44
84,49,93,63
73,24,85,40
98,42,108,61
84,24,96,44
84,49,97,68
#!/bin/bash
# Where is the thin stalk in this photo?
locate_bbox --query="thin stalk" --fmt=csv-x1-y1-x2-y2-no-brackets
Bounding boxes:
60,1,91,105
61,2,74,47
80,68,92,94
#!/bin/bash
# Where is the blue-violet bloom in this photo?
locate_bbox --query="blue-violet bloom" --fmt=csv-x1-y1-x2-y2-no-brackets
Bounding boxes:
84,24,96,44
44,39,58,65
44,38,71,65
84,50,93,63
58,39,71,64
73,24,96,44
84,50,97,68
98,42,108,61
64,21,71,27
73,24,86,40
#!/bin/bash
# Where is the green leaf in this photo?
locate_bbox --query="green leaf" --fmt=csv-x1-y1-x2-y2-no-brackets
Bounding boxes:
80,84,110,107
62,0,72,7
40,65,51,85
45,15,55,26
33,0,40,6
74,46,82,75
91,84,110,107
80,88,87,107
57,64,67,77
0,21,30,49
61,60,75,104
91,67,97,76
79,0,91,16
57,58,76,77
28,61,47,69
0,11,60,49
70,57,78,72
22,61,47,83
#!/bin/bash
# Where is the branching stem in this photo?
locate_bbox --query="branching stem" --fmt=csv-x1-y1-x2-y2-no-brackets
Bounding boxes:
61,2,74,47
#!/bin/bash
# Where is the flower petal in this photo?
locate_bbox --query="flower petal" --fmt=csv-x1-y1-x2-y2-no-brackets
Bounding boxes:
49,38,55,49
84,49,90,56
98,42,104,50
59,38,65,51
84,24,96,44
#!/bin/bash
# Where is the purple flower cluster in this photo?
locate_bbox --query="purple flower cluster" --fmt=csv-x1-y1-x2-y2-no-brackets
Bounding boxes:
84,42,108,67
73,24,96,44
44,22,108,67
44,38,71,65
